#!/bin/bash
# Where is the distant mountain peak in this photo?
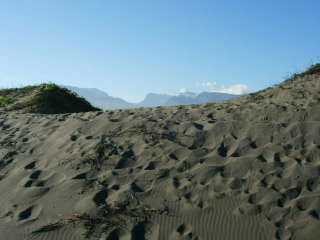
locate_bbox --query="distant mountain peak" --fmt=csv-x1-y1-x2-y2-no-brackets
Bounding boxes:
177,91,197,98
64,86,240,110
64,85,133,110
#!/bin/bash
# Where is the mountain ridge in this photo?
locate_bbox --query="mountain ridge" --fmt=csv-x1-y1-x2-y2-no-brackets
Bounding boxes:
65,86,240,109
64,85,134,110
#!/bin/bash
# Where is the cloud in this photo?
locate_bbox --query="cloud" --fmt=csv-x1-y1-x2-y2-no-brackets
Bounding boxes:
201,81,250,95
178,88,189,94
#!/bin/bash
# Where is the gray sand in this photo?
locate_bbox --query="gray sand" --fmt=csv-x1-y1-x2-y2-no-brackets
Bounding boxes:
0,73,320,239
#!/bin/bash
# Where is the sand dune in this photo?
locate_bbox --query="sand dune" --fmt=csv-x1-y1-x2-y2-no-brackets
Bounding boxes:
0,68,320,239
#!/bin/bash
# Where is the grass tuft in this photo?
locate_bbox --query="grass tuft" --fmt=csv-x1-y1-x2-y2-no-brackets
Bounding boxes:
290,63,320,80
0,96,14,107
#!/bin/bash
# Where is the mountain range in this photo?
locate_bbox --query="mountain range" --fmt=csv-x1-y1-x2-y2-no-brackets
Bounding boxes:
65,86,239,110
65,86,133,110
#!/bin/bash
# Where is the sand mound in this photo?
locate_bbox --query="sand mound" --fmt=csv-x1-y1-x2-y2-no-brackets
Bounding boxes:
0,84,99,114
0,66,320,239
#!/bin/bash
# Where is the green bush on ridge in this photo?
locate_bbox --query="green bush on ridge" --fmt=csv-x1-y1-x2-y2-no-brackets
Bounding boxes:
0,96,14,107
0,83,100,114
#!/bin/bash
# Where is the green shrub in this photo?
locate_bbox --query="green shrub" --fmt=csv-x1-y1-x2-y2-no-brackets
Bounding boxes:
290,63,320,80
0,83,100,113
304,63,320,75
40,83,60,92
0,96,14,107
25,84,100,114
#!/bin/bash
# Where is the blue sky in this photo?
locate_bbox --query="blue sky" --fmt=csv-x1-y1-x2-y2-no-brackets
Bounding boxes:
0,1,319,102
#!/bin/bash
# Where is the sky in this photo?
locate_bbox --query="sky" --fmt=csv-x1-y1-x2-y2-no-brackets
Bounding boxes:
0,1,319,102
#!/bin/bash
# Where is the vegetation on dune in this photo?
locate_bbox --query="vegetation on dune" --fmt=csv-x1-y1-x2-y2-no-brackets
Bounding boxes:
0,83,100,114
27,83,100,114
290,63,320,79
0,96,14,107
302,63,320,76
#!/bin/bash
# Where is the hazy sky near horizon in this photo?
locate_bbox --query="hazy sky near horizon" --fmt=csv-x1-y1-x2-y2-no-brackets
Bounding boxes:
0,1,319,102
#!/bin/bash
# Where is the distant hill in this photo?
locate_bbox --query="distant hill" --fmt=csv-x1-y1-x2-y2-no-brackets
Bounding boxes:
64,86,134,110
63,86,240,110
0,84,99,114
164,92,198,106
137,93,172,107
140,91,239,107
196,91,239,103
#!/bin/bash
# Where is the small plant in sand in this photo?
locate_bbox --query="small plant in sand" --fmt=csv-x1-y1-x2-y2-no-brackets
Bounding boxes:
40,83,60,92
0,96,14,107
289,63,320,80
31,202,163,239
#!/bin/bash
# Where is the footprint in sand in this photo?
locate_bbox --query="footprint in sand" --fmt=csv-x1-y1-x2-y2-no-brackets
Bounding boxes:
170,223,200,240
106,222,159,240
17,204,42,222
24,161,36,170
22,169,42,188
22,167,65,195
29,170,42,180
93,189,108,206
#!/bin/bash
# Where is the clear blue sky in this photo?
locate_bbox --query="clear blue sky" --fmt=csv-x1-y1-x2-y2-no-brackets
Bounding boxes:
0,1,319,102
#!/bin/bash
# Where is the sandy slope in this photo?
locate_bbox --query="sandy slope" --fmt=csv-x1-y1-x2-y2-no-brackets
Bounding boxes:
0,73,320,240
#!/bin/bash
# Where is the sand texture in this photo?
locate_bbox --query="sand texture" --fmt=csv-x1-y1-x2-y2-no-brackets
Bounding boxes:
0,73,320,239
